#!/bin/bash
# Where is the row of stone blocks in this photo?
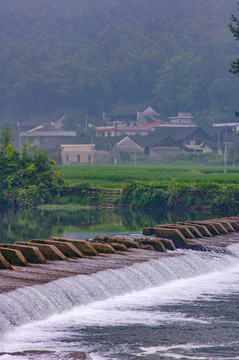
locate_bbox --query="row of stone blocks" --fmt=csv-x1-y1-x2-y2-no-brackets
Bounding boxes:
0,236,150,270
0,216,238,270
143,216,239,248
0,232,176,270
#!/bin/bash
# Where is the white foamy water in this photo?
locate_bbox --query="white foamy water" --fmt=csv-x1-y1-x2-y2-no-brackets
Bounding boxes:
1,244,239,359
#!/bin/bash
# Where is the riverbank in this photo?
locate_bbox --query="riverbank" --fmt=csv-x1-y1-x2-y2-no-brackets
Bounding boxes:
121,181,239,212
48,181,239,213
51,165,239,211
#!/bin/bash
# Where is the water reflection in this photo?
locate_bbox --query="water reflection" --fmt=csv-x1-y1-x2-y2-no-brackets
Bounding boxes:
0,207,238,244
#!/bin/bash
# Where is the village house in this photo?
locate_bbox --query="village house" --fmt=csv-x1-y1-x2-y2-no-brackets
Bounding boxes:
96,105,162,137
105,105,143,125
57,125,216,164
19,129,77,147
95,124,151,137
19,104,225,164
130,126,214,159
111,136,144,163
168,112,194,125
61,144,111,164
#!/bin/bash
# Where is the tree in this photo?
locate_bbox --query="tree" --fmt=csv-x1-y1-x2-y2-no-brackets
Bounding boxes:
0,126,14,151
0,0,236,119
153,52,203,116
62,115,79,131
229,10,239,75
0,127,65,207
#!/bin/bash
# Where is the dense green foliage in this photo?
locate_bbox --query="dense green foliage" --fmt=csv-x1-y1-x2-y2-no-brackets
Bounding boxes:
121,181,239,213
58,164,239,189
229,4,239,76
0,128,65,206
0,0,238,122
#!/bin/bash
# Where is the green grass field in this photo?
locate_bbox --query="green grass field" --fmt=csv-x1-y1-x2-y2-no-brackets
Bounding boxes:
57,165,239,189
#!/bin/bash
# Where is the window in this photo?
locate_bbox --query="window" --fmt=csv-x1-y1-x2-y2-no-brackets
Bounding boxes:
66,155,69,162
77,154,81,163
88,155,92,163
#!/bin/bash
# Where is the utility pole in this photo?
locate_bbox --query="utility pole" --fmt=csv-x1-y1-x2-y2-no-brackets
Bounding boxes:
18,132,21,152
17,121,21,151
224,126,228,174
85,113,88,129
213,123,230,172
114,144,118,165
38,135,40,154
114,121,118,137
217,130,220,154
134,143,137,166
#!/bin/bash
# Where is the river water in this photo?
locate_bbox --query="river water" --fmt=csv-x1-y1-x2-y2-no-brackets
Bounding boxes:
0,208,239,360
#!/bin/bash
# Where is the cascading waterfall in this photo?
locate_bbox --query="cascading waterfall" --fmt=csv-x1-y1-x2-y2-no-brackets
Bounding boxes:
1,244,239,336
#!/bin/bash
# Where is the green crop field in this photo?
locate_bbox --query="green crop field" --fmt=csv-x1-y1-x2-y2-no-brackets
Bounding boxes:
57,165,239,189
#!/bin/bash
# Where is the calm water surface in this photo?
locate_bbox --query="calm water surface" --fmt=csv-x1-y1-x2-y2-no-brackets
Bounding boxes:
0,207,234,243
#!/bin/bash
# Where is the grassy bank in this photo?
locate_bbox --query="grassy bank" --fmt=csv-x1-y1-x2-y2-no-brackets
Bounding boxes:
121,181,239,213
54,165,239,211
57,164,239,189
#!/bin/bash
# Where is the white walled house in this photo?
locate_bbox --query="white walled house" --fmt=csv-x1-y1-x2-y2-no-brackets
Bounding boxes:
168,112,194,125
61,144,96,164
61,144,111,164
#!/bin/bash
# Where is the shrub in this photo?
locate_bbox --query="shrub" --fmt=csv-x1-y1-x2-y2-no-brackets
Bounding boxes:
0,127,66,207
121,181,239,212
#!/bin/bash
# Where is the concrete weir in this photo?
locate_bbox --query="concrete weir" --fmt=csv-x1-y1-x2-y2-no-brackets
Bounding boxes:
0,216,239,294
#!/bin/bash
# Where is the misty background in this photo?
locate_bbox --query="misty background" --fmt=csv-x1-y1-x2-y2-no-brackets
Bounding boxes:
0,0,238,125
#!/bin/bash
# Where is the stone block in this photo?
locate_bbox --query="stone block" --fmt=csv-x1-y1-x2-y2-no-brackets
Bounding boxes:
95,236,140,249
142,227,154,235
185,222,213,237
0,247,29,267
153,228,188,248
0,251,13,270
15,242,67,261
177,223,203,238
199,222,221,236
1,244,47,264
138,239,166,252
31,239,85,258
110,243,128,251
211,220,234,232
91,242,117,254
50,237,99,256
159,238,176,250
223,219,239,231
139,244,155,251
155,224,195,239
207,221,228,234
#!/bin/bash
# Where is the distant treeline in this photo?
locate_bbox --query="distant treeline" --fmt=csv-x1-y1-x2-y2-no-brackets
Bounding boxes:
0,0,238,122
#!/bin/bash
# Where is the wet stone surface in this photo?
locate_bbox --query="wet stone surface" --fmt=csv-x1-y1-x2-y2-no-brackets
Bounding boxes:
0,249,175,294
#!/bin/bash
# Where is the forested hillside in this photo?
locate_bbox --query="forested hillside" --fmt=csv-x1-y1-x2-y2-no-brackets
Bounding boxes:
0,0,238,123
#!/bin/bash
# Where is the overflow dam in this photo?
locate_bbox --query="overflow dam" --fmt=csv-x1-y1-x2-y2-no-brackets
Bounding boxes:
0,216,239,294
1,217,239,359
